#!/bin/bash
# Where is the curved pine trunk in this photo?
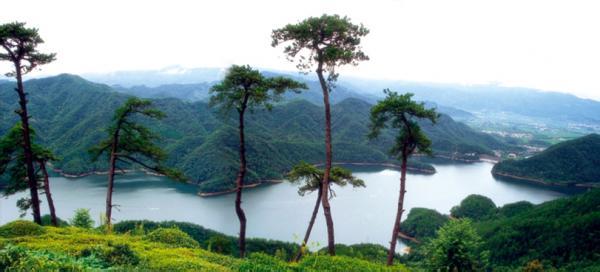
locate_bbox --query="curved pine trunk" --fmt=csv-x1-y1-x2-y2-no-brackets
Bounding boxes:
316,68,336,256
236,108,248,258
39,162,58,226
105,128,120,231
294,185,323,261
387,149,408,265
15,64,42,224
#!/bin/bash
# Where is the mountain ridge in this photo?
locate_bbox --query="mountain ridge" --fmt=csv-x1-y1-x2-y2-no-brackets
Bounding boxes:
1,74,509,193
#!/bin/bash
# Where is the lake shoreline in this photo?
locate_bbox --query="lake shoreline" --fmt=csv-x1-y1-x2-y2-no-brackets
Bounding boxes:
491,171,599,189
50,156,500,197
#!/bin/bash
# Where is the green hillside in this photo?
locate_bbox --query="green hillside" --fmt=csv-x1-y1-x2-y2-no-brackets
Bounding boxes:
0,74,507,193
401,189,600,271
492,134,600,186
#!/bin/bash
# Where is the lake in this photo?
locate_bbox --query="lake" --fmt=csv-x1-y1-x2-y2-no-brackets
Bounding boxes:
0,162,575,249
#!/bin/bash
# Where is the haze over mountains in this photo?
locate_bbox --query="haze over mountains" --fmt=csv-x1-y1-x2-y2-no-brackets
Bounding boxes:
79,67,600,136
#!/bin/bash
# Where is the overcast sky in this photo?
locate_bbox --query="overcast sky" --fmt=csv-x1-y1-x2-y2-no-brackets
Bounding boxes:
1,0,599,100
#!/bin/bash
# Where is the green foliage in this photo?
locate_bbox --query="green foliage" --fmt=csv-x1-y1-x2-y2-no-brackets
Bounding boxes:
320,243,399,264
287,161,364,196
89,97,184,181
475,189,600,269
450,194,497,220
423,219,488,271
0,220,45,238
497,201,534,218
492,133,600,185
207,235,233,255
272,14,369,82
41,214,69,227
406,189,600,270
112,220,300,259
400,207,449,240
70,208,94,229
369,89,439,158
145,227,200,248
297,254,409,272
0,22,56,76
80,242,140,266
209,64,306,114
0,123,57,198
238,252,289,271
0,244,103,271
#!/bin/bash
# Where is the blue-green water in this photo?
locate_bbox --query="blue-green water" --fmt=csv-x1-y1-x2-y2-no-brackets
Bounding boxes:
0,162,572,248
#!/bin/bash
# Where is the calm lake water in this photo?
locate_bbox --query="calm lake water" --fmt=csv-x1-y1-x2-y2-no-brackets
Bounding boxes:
0,162,575,248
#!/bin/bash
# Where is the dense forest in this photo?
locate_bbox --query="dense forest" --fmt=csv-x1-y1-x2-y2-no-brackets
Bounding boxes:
492,134,600,186
0,74,509,193
399,189,600,270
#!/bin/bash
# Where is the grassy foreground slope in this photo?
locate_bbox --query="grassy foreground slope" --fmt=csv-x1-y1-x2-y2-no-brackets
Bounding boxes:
492,133,600,186
0,221,408,271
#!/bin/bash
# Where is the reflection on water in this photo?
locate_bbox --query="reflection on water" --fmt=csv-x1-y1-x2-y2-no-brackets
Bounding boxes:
0,162,575,248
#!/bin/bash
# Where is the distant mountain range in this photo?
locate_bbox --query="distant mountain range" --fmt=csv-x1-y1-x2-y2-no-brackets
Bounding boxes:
0,74,508,193
79,67,600,139
492,134,600,186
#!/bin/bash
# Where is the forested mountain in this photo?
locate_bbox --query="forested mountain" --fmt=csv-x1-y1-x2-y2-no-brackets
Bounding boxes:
492,134,600,186
0,74,507,193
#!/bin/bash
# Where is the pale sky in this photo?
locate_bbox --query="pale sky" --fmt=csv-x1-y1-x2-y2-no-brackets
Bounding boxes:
1,0,599,100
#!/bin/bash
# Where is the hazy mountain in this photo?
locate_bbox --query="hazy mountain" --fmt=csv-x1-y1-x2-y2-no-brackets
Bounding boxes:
0,74,507,193
81,68,600,134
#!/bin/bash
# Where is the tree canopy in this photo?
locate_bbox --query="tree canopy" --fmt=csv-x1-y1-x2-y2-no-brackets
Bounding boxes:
368,89,439,158
209,64,306,113
89,97,183,180
0,123,57,216
272,14,369,82
423,219,488,271
450,194,497,221
0,22,55,76
286,161,365,197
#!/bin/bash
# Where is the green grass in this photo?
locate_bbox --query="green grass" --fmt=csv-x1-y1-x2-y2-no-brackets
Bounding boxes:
0,223,409,271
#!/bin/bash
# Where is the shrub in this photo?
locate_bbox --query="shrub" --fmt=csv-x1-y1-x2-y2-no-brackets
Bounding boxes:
0,244,102,271
41,214,69,227
238,253,290,271
319,243,397,264
451,194,497,220
423,219,489,271
0,220,45,238
401,208,449,240
207,235,233,255
70,208,94,229
298,254,408,271
103,243,140,266
145,227,200,248
498,201,534,218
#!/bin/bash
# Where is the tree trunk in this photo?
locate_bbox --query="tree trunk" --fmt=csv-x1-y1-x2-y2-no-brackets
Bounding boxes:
316,66,336,256
14,62,42,225
105,129,120,230
387,147,408,265
39,162,57,227
235,104,248,258
294,185,323,262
